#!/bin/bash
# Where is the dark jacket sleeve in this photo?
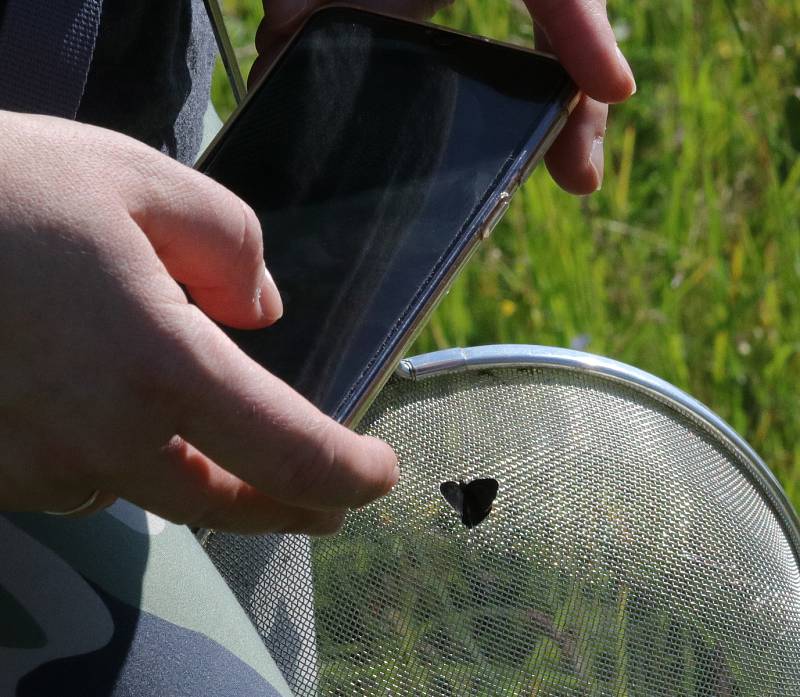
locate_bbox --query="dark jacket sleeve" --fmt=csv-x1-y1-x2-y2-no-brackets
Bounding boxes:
0,0,102,118
0,0,216,165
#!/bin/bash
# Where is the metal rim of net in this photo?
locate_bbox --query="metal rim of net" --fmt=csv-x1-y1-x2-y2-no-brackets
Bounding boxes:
199,344,800,695
395,344,800,566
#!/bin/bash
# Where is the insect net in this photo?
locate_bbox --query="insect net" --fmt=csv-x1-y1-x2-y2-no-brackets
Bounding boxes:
201,354,800,696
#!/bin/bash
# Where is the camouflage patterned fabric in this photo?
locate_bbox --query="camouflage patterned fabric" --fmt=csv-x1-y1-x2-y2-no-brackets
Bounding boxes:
0,502,294,696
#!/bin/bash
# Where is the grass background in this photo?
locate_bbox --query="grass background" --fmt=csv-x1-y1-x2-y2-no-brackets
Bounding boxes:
210,0,800,505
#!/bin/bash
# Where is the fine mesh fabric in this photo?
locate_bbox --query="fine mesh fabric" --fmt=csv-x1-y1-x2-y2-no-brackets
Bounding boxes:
203,363,800,696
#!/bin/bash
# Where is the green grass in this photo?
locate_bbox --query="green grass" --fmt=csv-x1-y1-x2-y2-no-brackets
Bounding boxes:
311,514,771,695
212,0,800,504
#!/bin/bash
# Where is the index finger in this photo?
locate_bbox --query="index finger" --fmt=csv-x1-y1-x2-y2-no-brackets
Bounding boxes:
525,0,636,103
162,310,398,511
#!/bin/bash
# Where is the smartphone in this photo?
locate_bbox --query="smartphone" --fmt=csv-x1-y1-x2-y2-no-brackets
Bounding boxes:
196,6,578,426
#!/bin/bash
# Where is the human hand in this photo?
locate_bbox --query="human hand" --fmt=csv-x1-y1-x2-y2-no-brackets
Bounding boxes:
0,110,397,533
251,0,635,195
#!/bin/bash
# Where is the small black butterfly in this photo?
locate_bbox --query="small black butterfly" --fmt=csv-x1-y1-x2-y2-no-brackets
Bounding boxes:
439,478,499,529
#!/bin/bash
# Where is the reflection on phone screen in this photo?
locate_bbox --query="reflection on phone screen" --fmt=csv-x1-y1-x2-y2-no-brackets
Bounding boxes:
200,9,570,419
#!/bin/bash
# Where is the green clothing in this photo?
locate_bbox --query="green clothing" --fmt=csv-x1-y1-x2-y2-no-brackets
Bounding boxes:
1,507,293,695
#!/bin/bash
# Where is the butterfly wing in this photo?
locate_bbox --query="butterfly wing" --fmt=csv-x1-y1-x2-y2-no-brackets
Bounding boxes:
462,478,499,528
439,481,464,518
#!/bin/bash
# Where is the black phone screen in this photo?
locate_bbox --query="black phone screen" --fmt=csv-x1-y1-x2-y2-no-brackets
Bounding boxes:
199,8,572,420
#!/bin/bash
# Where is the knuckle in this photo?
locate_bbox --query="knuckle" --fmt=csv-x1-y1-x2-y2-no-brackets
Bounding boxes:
233,201,265,276
534,0,602,36
280,417,339,503
126,307,210,432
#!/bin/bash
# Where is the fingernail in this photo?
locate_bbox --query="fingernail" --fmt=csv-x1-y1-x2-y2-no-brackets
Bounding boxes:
260,262,283,320
391,462,400,486
589,136,605,191
615,45,637,96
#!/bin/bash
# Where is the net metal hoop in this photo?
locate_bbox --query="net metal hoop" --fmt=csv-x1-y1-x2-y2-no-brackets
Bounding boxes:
395,344,800,563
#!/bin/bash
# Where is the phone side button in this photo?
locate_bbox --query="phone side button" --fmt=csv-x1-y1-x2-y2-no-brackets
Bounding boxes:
519,110,569,186
480,196,511,241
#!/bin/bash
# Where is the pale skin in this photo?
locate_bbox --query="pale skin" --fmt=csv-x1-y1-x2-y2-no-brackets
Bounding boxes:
0,0,633,532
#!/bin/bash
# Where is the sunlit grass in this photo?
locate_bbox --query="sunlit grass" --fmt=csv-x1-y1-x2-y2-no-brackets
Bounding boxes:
211,0,800,503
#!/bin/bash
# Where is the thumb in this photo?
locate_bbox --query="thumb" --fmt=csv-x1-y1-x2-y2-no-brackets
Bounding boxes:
525,0,636,104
